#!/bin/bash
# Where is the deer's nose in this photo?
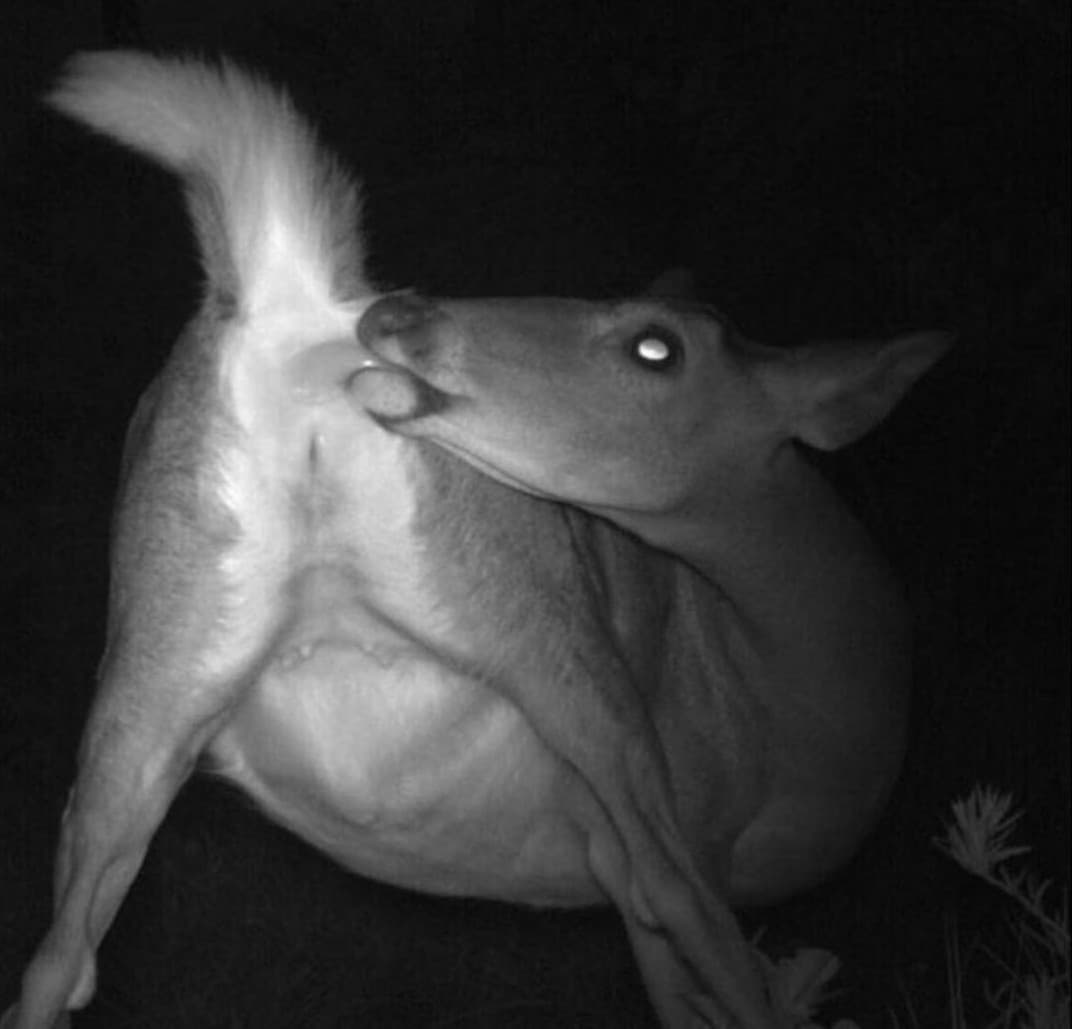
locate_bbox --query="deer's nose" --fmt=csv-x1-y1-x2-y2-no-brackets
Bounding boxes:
358,292,438,347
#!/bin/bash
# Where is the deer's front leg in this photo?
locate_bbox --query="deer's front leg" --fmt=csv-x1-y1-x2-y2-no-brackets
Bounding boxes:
550,669,772,1029
476,551,773,1028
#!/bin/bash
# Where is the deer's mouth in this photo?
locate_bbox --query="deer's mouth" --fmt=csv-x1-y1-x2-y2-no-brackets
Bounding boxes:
349,363,455,424
349,375,555,501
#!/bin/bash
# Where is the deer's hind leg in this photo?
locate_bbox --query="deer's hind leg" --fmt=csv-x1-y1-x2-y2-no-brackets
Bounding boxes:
5,456,287,1029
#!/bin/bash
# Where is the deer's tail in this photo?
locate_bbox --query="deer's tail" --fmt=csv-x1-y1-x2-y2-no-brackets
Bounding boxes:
49,51,369,312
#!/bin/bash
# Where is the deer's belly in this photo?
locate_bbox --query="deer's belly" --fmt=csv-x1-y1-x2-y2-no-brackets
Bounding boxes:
208,623,600,907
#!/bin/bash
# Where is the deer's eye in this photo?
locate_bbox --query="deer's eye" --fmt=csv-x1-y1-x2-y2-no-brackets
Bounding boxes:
627,329,683,371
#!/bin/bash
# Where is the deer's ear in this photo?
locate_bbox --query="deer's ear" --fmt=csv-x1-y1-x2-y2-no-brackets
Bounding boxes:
761,331,953,451
642,268,696,300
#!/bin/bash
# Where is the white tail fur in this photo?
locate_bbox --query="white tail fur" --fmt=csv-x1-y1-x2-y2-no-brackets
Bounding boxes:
47,52,369,312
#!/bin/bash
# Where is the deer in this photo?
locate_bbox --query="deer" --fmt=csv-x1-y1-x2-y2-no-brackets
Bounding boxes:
4,52,949,1029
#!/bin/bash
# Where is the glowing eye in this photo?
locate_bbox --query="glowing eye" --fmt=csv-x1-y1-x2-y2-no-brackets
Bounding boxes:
629,331,682,371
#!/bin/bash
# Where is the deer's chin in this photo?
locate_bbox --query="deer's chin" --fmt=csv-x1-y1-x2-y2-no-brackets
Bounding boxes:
416,436,558,503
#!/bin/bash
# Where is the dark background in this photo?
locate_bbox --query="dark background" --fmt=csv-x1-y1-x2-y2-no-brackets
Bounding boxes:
1,1,1068,1026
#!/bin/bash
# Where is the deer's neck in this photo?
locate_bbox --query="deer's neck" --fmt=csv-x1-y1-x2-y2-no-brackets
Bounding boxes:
607,446,910,748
